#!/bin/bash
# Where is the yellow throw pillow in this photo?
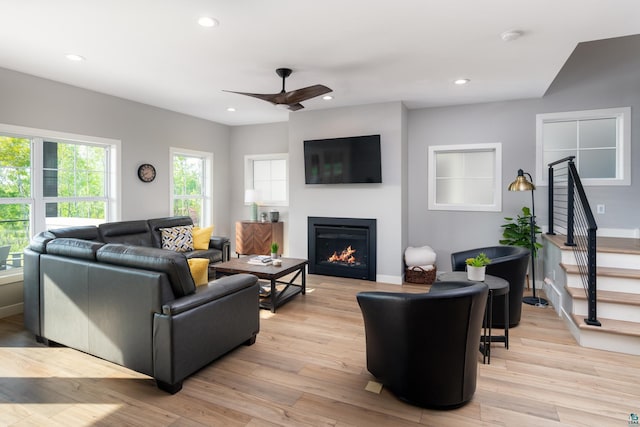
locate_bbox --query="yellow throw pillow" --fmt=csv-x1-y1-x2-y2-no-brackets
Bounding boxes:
192,226,214,250
188,258,210,286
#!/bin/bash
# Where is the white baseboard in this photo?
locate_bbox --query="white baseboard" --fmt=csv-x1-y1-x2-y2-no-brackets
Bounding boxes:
377,274,402,285
0,302,23,319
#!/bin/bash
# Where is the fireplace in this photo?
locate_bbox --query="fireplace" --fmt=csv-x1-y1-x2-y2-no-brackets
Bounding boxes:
308,217,376,281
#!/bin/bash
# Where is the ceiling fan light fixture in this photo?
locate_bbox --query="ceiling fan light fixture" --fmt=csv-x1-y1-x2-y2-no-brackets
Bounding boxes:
322,95,334,100
454,78,470,85
198,16,218,27
226,107,236,112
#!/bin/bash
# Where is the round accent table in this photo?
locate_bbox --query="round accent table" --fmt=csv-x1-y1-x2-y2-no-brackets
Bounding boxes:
435,271,509,364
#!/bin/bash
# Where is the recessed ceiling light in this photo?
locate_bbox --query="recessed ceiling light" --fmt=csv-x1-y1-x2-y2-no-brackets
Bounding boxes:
322,95,334,100
65,53,85,62
226,107,236,112
454,79,470,85
500,30,523,42
198,16,219,27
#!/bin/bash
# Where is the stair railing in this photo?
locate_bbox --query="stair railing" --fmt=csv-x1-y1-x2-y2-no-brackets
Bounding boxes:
547,156,601,326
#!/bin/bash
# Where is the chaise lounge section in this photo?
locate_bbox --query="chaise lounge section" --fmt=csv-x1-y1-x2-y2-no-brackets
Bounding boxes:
23,216,259,393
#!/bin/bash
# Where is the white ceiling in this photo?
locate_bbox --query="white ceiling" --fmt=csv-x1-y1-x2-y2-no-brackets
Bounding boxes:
2,0,640,126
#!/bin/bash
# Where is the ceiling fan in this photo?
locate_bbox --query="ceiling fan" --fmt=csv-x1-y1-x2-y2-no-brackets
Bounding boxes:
224,68,332,111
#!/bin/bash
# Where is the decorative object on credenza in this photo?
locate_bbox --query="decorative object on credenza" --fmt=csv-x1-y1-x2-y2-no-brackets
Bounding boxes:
465,252,491,281
224,68,332,111
137,163,156,182
404,245,437,284
270,242,279,260
244,189,259,222
507,169,548,306
260,212,268,222
270,209,279,223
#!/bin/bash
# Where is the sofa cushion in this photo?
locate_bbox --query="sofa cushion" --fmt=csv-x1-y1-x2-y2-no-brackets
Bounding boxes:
49,225,100,241
192,226,214,250
46,238,104,260
98,220,153,246
187,258,210,286
148,216,193,248
161,225,194,252
96,243,196,297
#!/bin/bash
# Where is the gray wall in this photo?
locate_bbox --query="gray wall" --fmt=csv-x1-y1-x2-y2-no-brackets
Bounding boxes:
2,34,637,284
0,67,233,237
408,35,640,271
228,122,289,254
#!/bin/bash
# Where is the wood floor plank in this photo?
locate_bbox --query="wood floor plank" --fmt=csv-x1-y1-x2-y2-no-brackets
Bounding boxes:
1,274,640,425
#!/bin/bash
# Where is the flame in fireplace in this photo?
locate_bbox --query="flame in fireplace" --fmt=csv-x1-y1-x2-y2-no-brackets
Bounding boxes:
328,246,357,264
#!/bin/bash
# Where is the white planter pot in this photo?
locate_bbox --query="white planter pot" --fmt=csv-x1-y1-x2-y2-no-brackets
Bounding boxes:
271,253,278,260
467,266,486,281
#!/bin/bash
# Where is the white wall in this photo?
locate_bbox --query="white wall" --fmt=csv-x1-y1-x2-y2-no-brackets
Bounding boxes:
288,102,407,284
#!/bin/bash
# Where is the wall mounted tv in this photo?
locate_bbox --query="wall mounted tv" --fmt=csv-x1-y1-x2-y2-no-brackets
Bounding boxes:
304,134,382,184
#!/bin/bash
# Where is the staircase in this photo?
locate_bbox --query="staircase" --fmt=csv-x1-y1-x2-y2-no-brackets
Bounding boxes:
543,234,640,355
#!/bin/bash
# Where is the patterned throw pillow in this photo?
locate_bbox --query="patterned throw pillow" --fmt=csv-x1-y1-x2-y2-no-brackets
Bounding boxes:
161,225,194,252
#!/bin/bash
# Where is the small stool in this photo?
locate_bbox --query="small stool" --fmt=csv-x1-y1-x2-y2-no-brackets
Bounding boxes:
436,272,509,364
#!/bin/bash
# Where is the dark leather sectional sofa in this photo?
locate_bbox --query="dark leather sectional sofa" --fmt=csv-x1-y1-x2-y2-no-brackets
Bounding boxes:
23,216,260,393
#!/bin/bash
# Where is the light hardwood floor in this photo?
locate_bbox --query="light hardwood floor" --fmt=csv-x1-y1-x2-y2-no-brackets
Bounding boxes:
1,275,639,426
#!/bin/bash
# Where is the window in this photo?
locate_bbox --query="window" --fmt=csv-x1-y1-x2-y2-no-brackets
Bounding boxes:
170,148,213,227
428,143,502,211
536,107,630,186
244,154,288,206
0,124,120,275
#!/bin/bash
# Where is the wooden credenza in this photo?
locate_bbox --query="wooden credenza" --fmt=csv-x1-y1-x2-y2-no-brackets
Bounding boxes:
235,221,284,256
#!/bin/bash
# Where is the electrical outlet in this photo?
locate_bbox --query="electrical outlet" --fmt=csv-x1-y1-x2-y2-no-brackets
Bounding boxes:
597,204,605,214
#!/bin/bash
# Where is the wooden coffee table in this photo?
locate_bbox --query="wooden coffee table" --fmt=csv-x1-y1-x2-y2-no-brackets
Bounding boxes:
213,257,308,313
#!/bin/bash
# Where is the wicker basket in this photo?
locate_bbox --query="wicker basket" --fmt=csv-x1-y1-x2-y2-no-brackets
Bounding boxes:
405,266,437,285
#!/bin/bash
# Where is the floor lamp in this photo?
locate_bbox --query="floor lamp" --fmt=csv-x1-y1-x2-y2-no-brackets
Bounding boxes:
508,169,548,307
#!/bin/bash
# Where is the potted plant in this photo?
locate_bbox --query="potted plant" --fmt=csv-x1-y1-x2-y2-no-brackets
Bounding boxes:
270,242,279,259
465,252,491,281
499,206,543,256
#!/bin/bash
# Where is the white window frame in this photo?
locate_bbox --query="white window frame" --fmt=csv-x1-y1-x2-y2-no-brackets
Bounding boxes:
536,107,631,186
428,143,502,212
244,153,289,207
169,147,213,227
0,123,121,278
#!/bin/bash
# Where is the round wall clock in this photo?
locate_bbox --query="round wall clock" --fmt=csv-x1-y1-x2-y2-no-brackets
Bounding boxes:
137,163,156,182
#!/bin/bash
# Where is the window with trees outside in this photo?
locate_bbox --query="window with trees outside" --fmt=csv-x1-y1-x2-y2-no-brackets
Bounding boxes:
170,148,213,228
244,154,288,206
0,124,120,276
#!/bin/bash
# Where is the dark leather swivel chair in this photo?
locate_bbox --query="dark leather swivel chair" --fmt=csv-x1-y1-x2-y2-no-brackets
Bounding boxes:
451,245,530,328
357,281,488,409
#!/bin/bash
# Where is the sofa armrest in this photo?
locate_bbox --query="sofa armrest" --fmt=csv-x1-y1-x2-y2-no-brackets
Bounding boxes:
162,274,257,315
210,236,230,262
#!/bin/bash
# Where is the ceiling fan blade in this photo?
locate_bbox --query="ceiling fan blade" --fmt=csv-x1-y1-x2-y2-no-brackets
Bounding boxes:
283,85,332,104
287,103,305,111
222,90,281,103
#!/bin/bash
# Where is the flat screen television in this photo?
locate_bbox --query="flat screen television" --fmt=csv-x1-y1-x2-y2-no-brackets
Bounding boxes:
304,134,382,184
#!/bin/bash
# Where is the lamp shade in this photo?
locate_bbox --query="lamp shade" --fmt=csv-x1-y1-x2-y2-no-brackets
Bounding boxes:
244,189,257,204
508,169,535,192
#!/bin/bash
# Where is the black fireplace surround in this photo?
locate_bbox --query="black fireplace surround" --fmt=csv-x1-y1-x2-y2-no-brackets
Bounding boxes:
308,217,376,281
